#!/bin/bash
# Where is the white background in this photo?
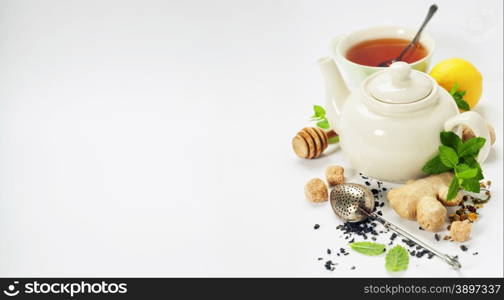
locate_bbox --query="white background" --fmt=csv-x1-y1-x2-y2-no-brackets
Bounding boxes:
0,0,502,277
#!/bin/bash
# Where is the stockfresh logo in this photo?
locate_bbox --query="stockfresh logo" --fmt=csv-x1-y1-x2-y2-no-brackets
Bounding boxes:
3,281,20,297
2,280,127,297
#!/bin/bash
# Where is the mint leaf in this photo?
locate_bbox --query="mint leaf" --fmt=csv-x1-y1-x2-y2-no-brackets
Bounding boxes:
463,156,484,180
349,242,386,256
316,119,330,129
309,105,333,131
458,137,486,158
455,163,470,172
449,83,459,95
447,176,460,200
449,83,470,110
454,97,470,111
439,145,459,168
475,168,484,180
422,155,452,174
461,178,481,193
455,166,478,179
440,131,462,150
312,105,326,119
385,245,409,272
425,131,485,199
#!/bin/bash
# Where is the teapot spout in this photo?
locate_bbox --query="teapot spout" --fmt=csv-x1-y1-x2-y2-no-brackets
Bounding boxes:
318,57,349,131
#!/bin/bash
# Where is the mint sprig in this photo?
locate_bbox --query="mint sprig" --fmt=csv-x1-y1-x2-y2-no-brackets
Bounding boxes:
450,83,470,111
310,105,330,129
309,105,339,144
422,131,485,200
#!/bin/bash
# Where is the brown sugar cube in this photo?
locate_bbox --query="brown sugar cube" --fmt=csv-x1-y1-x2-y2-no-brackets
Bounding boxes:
450,220,472,242
304,178,328,203
325,165,345,186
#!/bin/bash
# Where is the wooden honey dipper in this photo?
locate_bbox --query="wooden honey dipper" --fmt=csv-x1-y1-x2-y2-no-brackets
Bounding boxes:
292,127,338,159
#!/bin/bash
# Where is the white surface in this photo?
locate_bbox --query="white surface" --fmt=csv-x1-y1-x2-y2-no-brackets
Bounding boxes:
0,0,502,277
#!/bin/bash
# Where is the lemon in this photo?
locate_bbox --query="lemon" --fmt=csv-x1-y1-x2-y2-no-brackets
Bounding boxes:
429,58,483,109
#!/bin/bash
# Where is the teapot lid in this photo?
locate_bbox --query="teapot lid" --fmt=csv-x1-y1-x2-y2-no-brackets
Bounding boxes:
368,62,432,104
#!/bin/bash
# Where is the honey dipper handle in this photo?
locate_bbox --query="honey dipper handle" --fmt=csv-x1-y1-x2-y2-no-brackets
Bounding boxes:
326,129,338,139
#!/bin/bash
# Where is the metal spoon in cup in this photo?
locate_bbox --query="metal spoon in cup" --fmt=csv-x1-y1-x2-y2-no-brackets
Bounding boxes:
377,4,438,67
330,183,461,269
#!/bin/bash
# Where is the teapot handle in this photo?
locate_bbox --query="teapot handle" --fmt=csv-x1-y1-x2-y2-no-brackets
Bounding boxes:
444,111,491,163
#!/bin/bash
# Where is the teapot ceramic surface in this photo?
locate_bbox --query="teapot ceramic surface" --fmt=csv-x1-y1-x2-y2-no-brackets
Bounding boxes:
318,58,491,182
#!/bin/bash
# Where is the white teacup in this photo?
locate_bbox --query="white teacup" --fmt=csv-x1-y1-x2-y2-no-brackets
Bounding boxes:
331,26,435,86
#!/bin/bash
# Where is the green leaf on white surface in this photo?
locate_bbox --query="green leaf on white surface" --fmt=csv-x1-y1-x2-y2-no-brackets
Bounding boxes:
385,245,409,272
349,242,386,256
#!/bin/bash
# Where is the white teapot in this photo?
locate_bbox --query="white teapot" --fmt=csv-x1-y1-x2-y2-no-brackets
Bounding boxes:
318,58,491,182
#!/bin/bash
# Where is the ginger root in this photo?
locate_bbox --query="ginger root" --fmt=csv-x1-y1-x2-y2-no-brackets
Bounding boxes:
387,173,460,232
416,196,447,231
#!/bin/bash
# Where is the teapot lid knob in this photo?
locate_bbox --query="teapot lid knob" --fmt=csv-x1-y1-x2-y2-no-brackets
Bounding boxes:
391,61,411,83
368,61,433,104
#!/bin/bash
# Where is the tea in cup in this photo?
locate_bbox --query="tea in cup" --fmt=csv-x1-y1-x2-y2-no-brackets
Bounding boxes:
331,26,435,86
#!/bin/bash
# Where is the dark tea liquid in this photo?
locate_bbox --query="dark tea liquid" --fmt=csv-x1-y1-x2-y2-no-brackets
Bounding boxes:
346,38,428,67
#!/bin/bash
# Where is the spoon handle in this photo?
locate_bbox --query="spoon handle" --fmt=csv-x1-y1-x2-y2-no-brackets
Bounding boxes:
360,209,461,269
397,4,438,61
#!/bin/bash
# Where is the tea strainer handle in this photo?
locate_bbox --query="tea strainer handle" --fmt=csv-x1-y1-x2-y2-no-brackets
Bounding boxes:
360,208,462,270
